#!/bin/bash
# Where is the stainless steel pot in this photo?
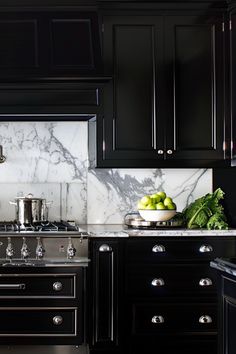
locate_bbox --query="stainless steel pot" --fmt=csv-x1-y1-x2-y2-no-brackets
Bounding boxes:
9,194,52,224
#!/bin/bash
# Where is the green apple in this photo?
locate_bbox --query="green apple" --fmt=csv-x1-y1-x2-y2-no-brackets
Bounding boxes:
156,191,166,201
156,202,166,210
167,202,176,210
137,201,146,210
145,204,156,210
150,193,161,204
164,197,173,206
141,195,152,206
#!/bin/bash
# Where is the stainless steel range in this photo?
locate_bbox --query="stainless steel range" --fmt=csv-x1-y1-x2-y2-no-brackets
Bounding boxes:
0,220,89,354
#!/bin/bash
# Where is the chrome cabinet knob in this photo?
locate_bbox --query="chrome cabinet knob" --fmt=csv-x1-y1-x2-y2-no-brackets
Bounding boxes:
151,278,165,287
199,315,212,324
53,316,63,325
157,150,164,155
53,282,63,292
199,244,213,253
152,245,166,253
151,315,164,324
167,149,173,154
199,278,213,287
99,244,112,252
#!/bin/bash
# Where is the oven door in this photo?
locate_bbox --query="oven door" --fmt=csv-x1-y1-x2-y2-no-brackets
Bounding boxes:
0,266,85,346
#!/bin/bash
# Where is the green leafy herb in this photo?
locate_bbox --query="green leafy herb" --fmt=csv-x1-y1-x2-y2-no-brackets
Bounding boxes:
183,188,228,230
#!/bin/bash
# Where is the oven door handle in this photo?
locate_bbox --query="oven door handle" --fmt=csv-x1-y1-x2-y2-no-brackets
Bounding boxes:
0,284,26,290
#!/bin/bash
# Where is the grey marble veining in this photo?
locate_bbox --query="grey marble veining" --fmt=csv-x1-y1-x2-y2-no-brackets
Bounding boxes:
0,121,213,224
0,122,88,183
87,168,212,224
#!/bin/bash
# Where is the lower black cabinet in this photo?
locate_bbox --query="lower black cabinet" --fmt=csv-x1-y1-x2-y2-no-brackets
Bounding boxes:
89,237,236,354
89,240,124,353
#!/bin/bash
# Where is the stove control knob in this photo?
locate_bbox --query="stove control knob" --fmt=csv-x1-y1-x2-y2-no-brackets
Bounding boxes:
53,316,63,326
53,282,63,292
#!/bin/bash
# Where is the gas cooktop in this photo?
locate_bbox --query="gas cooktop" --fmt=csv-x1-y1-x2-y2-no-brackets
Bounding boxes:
0,221,88,235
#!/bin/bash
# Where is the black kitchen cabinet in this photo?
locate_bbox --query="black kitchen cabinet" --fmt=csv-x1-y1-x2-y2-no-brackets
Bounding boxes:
211,258,236,354
88,239,124,354
98,10,227,167
89,236,236,354
0,10,102,80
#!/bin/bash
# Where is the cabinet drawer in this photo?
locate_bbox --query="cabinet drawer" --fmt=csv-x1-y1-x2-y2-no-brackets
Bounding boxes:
132,302,217,335
126,238,236,263
126,264,216,296
0,307,77,336
0,274,76,298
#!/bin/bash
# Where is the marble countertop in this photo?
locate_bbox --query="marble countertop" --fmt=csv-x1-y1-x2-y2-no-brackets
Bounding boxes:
79,224,236,237
210,258,236,277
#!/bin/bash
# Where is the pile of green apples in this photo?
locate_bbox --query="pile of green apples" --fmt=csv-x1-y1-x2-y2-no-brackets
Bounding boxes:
137,191,176,210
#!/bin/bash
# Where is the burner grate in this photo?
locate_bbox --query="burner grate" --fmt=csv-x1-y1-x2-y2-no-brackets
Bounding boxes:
0,221,79,233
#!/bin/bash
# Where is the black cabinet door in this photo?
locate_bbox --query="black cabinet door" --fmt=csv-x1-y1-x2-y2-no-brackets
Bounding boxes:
99,16,165,167
99,12,226,168
89,240,122,351
164,14,225,164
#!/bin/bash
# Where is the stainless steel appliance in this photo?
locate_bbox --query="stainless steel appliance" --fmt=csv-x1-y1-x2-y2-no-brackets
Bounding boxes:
0,220,89,354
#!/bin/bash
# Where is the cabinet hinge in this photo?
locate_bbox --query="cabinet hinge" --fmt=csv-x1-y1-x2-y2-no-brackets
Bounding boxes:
222,22,225,32
230,20,232,31
102,23,104,33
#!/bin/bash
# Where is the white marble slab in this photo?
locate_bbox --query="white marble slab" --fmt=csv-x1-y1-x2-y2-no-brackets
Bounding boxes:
87,168,212,224
0,122,88,183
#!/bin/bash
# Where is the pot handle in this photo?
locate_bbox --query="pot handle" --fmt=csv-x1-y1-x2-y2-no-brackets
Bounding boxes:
45,201,53,206
9,201,17,206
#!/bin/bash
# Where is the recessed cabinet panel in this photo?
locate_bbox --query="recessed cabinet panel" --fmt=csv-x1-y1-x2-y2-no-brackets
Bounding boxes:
0,20,38,68
114,25,155,151
51,19,94,69
174,25,213,150
101,16,165,165
165,15,225,162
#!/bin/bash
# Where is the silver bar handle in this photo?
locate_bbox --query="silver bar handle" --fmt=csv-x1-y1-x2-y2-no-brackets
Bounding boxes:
0,284,25,290
99,244,112,252
199,315,212,324
199,278,213,287
152,245,166,253
151,315,164,324
151,278,165,287
199,244,213,253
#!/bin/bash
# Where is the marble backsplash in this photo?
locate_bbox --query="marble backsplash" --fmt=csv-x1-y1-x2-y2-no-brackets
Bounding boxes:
0,121,212,224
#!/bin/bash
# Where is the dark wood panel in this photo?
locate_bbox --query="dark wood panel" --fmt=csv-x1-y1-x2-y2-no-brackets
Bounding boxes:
101,16,165,163
0,19,39,68
50,19,94,69
165,15,225,161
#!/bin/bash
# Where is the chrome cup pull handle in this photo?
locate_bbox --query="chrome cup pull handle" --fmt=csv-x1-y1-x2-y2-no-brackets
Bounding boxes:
151,315,164,324
199,315,212,324
151,278,165,287
199,278,213,287
99,244,112,252
152,245,166,253
199,244,213,253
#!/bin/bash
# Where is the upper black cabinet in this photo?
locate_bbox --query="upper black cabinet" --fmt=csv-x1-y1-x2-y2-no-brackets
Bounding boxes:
0,10,102,80
98,11,228,167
